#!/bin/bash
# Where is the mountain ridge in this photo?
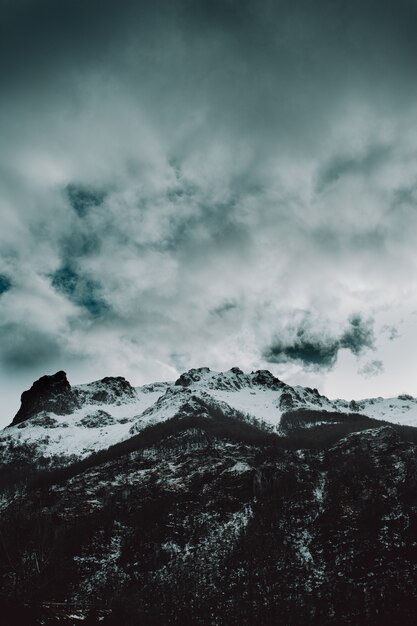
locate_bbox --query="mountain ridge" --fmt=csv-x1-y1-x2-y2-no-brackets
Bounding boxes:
2,366,417,469
2,367,417,623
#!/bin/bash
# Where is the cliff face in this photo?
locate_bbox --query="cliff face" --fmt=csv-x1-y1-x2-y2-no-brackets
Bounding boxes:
11,371,80,425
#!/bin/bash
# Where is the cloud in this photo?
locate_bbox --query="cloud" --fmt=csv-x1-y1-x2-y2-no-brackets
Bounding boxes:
358,360,384,378
263,315,375,371
51,265,109,318
340,315,375,356
210,301,239,317
66,184,107,218
0,323,62,371
0,0,417,421
0,275,11,295
381,325,400,341
315,144,393,193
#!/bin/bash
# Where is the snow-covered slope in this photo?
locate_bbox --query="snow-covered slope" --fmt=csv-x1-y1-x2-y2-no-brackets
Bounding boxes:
0,376,165,464
174,367,417,429
174,367,337,427
339,395,417,427
2,366,417,466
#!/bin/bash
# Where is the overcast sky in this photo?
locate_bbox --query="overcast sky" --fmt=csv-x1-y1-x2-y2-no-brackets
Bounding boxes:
1,0,417,425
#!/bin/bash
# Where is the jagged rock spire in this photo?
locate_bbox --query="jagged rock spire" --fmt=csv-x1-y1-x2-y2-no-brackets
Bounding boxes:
11,370,80,425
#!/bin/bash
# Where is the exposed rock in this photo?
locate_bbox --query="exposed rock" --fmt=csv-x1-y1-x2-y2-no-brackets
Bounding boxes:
279,392,295,411
252,369,283,390
77,376,137,405
28,414,59,428
11,371,80,425
175,367,211,387
79,410,115,428
332,425,402,455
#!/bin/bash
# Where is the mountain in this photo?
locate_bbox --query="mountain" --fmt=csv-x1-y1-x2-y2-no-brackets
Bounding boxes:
2,367,417,468
2,368,417,624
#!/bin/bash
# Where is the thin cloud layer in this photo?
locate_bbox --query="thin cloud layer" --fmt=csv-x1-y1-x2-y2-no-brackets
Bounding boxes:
358,360,385,379
0,0,417,421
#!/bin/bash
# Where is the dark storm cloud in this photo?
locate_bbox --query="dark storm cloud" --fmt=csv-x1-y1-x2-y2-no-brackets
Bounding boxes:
2,0,417,124
0,275,12,295
316,145,393,193
0,0,417,419
0,0,133,87
265,336,340,370
51,266,108,317
66,185,106,218
0,323,62,371
264,315,375,371
340,315,375,356
60,228,101,260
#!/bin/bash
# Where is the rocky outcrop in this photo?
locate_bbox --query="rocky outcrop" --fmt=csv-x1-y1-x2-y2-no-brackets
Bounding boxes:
175,366,285,392
251,369,284,390
279,391,295,411
77,376,137,405
11,371,80,425
175,367,211,387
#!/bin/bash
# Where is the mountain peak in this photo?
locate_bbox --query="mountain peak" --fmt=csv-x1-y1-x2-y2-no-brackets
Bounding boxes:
76,375,137,405
251,369,284,390
174,366,285,392
175,367,211,387
11,370,80,425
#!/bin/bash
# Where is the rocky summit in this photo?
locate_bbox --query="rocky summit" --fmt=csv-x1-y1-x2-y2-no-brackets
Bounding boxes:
2,368,417,624
11,370,80,425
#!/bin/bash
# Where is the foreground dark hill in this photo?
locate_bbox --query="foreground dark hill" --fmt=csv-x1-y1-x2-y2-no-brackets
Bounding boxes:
2,370,417,624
